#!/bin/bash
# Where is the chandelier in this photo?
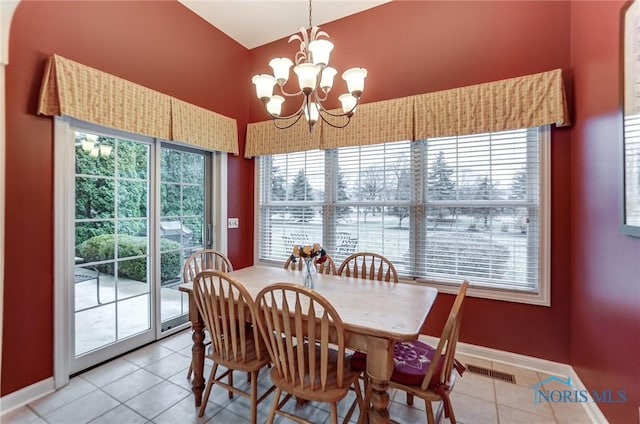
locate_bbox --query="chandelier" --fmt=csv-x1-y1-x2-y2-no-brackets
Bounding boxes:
251,0,367,132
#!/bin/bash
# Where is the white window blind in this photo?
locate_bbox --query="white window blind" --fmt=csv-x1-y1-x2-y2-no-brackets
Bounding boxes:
258,150,325,261
258,127,547,296
624,114,640,227
419,128,540,291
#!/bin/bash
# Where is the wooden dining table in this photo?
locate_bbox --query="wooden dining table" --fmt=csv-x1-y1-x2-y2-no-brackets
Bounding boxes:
179,265,438,424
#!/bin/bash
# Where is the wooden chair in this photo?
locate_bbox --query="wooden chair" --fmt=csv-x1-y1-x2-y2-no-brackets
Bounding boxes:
338,252,397,421
192,270,275,421
337,252,398,283
384,281,469,424
283,254,337,275
183,249,233,283
255,283,365,424
183,249,234,379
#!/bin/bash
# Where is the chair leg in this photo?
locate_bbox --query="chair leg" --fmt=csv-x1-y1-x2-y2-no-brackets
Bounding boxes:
266,387,282,424
198,363,218,417
406,392,414,406
228,369,234,399
250,370,258,424
344,378,365,424
330,402,338,424
357,376,372,424
448,402,457,424
425,399,435,424
343,397,358,424
186,361,193,379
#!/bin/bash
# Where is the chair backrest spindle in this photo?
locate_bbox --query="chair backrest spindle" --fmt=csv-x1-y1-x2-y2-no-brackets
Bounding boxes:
255,283,347,393
420,281,468,391
193,270,263,364
183,249,233,284
338,252,398,283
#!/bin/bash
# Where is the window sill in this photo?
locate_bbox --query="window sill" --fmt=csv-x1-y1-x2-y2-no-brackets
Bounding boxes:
399,277,550,306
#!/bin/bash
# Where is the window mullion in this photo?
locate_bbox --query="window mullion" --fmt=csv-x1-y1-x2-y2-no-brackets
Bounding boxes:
411,141,423,278
324,149,336,252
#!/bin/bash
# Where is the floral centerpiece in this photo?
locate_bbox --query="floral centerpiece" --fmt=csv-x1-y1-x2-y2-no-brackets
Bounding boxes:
290,243,327,288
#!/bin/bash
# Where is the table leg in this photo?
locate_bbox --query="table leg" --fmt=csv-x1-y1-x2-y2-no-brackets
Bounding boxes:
189,294,205,407
365,337,394,424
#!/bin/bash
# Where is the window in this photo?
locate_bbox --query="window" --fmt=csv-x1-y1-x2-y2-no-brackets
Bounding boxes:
257,126,550,305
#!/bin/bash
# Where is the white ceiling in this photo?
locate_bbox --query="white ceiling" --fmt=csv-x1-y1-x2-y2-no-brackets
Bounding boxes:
178,0,392,49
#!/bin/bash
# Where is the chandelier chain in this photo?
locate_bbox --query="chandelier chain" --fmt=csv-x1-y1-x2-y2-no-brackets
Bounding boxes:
308,0,313,29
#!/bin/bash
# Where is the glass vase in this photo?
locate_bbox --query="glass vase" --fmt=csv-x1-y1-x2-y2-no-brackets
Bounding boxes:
301,257,317,289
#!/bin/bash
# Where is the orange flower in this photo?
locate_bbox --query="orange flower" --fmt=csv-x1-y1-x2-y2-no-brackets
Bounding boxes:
289,242,327,262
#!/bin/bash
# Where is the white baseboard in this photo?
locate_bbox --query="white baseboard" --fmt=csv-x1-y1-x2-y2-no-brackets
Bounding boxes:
418,335,609,424
0,377,54,416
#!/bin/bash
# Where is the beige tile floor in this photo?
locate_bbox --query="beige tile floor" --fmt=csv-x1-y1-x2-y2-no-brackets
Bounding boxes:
1,330,595,424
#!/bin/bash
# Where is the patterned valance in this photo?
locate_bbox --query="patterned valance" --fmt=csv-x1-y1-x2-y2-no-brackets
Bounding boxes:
245,116,321,158
171,98,238,154
320,97,414,150
245,69,569,157
38,54,239,154
412,69,569,140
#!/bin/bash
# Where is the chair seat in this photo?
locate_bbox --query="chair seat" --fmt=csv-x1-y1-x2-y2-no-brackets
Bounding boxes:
208,337,270,372
351,339,450,386
270,344,361,403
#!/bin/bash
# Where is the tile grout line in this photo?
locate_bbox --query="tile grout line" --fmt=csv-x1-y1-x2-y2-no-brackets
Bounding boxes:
492,372,501,424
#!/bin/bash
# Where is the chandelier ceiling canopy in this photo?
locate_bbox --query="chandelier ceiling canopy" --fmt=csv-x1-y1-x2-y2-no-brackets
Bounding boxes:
251,0,367,132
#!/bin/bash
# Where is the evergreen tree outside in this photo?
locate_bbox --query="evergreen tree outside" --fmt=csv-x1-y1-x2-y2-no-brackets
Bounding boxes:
509,168,528,233
270,165,287,217
427,151,455,200
336,170,352,221
427,151,456,226
510,168,527,200
289,169,315,222
159,149,205,248
271,165,287,200
474,175,494,229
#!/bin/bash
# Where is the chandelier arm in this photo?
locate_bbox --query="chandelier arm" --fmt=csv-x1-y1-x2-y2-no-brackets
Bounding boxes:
272,113,304,130
262,96,307,121
315,97,359,117
318,110,352,129
276,84,304,97
314,88,330,102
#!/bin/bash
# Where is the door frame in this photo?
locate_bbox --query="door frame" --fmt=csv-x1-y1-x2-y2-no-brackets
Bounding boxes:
53,117,227,385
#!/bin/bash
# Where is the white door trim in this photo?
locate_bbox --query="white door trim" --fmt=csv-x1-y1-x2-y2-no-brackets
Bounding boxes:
53,117,74,387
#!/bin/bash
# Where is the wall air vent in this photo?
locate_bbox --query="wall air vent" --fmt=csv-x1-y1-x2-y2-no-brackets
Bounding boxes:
465,364,516,384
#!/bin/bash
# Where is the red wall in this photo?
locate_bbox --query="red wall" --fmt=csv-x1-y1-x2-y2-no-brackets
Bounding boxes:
2,0,252,396
250,1,573,362
570,1,640,422
5,2,638,421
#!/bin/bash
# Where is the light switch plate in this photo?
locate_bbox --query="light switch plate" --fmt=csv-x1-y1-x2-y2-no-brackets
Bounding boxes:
228,217,239,228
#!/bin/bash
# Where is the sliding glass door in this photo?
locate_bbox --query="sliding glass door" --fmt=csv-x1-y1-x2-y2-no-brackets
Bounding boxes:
69,127,212,373
159,145,210,332
72,131,154,371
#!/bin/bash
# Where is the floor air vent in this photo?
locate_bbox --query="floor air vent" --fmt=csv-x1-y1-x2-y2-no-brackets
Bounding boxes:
465,364,516,384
